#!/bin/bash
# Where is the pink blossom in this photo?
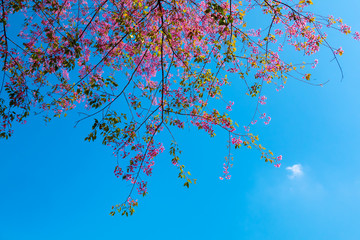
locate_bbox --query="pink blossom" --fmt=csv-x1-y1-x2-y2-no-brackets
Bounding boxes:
312,59,318,69
353,31,360,40
226,101,234,111
62,69,69,80
259,95,267,105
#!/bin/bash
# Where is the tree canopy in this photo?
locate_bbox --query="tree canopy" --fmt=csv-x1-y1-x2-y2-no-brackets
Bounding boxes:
1,0,357,216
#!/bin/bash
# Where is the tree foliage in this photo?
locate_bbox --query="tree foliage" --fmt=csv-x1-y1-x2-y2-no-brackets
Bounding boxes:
0,0,357,216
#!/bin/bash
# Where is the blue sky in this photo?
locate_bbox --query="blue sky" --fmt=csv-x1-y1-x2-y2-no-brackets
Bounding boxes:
2,1,360,239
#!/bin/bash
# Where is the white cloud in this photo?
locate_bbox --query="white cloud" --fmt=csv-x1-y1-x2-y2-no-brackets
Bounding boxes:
286,164,303,179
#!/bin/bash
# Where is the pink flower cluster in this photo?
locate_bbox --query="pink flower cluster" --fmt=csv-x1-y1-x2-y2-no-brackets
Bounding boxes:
353,31,360,40
114,166,123,178
334,47,344,55
231,136,243,146
340,24,351,34
312,59,319,69
260,113,271,125
259,95,267,105
264,116,271,125
137,181,147,195
226,101,234,111
274,155,282,168
219,163,231,180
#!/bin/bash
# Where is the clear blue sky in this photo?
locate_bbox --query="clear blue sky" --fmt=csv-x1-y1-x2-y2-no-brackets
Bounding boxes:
2,1,360,239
